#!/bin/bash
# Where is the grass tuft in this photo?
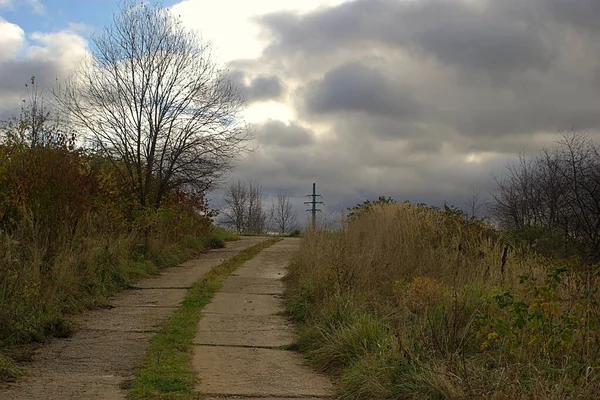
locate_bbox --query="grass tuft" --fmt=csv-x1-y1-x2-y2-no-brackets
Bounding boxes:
0,352,22,381
128,238,281,400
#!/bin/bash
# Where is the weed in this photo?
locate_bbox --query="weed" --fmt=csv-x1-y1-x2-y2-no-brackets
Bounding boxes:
0,352,22,381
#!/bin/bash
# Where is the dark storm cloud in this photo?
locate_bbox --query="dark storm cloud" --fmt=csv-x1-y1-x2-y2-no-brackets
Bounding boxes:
248,75,283,101
303,63,421,118
452,102,600,137
411,20,551,73
228,128,505,219
329,113,436,144
254,120,315,148
254,0,600,140
227,70,284,103
259,0,553,73
404,0,554,74
546,0,600,31
223,0,600,216
258,0,401,56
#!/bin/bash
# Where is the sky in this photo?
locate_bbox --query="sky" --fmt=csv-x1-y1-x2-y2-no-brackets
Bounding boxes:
1,0,600,220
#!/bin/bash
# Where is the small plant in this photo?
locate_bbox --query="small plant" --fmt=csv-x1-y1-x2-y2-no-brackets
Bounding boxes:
0,353,22,381
475,266,600,392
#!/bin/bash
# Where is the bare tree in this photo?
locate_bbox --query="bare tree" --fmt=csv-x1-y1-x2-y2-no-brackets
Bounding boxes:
219,179,266,234
270,192,298,234
490,130,600,258
54,1,251,208
553,133,600,250
246,181,267,233
220,180,248,234
490,151,539,228
463,185,485,221
1,77,72,151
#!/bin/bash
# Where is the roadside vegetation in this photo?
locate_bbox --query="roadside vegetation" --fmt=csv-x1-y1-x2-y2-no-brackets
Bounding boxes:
0,1,248,380
0,97,236,379
285,197,600,398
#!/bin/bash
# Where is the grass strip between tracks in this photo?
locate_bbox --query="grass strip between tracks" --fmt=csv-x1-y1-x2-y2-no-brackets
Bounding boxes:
129,238,282,400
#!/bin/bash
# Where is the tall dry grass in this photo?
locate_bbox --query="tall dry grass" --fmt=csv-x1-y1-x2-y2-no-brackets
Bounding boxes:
285,202,600,399
0,205,232,380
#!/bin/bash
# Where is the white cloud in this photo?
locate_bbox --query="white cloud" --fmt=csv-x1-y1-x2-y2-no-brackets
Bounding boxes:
0,20,88,117
27,30,87,65
0,17,26,60
171,0,348,64
170,0,349,130
66,22,92,35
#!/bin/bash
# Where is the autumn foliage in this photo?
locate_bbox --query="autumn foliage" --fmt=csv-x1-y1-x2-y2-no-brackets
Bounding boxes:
0,81,226,379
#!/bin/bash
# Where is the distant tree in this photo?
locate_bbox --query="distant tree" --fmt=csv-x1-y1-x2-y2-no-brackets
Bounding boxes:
246,181,267,233
270,193,298,234
463,185,486,221
54,0,251,209
220,180,248,234
491,152,539,229
220,179,266,234
490,130,600,259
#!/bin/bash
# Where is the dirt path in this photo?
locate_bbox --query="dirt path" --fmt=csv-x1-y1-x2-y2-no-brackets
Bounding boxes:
0,236,269,400
193,238,335,400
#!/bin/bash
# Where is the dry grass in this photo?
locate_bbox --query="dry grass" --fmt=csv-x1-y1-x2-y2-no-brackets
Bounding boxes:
285,203,600,399
0,207,234,377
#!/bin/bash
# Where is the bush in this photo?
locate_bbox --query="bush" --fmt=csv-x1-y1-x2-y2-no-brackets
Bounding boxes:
202,236,225,249
0,147,229,374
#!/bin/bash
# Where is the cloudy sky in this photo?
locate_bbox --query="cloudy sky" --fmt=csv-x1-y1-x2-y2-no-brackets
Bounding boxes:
1,0,600,219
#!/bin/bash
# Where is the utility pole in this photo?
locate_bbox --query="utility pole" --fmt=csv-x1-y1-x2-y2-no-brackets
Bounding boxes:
304,182,324,231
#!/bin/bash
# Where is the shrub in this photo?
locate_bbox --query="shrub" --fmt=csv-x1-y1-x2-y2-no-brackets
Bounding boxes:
0,146,228,374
